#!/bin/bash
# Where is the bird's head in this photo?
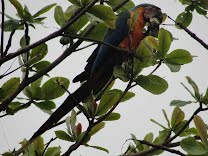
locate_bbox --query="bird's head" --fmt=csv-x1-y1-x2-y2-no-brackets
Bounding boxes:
131,4,163,37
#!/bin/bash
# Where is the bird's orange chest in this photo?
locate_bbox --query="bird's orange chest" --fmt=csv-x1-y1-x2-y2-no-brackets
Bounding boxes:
119,8,146,51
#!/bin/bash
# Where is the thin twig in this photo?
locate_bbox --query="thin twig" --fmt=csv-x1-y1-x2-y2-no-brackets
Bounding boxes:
135,139,185,156
24,23,30,79
167,15,208,50
62,34,130,54
1,0,5,57
0,54,42,79
74,43,97,52
149,60,163,75
4,29,16,55
41,137,57,156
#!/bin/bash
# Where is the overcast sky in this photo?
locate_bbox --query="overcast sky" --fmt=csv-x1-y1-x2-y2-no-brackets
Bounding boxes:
1,0,208,156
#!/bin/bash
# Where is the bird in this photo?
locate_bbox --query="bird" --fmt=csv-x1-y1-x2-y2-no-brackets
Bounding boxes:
19,3,163,152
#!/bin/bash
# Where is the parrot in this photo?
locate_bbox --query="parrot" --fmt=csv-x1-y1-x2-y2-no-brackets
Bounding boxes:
18,3,163,153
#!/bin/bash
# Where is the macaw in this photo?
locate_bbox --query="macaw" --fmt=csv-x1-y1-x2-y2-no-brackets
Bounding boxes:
29,3,163,144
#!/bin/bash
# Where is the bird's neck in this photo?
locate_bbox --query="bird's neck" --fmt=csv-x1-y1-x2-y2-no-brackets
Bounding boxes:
119,7,146,51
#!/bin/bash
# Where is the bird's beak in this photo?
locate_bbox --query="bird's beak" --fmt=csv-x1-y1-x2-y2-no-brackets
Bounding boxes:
144,7,163,37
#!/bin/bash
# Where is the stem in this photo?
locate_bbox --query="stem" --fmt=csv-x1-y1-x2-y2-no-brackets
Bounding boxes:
136,139,185,156
62,34,129,54
1,0,5,58
24,23,30,79
167,15,208,50
41,137,57,156
4,29,16,55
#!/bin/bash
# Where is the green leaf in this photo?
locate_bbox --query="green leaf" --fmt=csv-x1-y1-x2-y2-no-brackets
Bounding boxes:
179,0,192,5
20,139,36,156
135,37,155,67
171,107,185,128
113,65,129,82
194,115,208,148
33,136,44,155
33,3,56,18
8,102,22,110
135,75,168,95
32,61,51,71
31,77,42,88
144,132,154,150
85,144,109,153
170,100,192,107
121,92,135,102
1,77,20,101
35,101,56,110
44,146,61,156
97,89,121,115
165,49,193,65
106,0,135,13
41,77,70,100
152,130,170,155
9,0,24,18
67,15,89,33
186,76,200,100
158,28,172,57
54,6,65,27
68,0,80,6
203,88,208,104
2,152,14,156
23,6,33,23
3,20,22,32
86,23,107,41
173,120,189,137
55,130,74,142
70,110,77,136
30,43,48,65
88,5,116,29
165,63,181,72
176,11,193,29
195,5,207,15
20,35,30,48
103,112,120,121
131,134,144,151
89,122,105,136
181,137,208,155
199,0,208,9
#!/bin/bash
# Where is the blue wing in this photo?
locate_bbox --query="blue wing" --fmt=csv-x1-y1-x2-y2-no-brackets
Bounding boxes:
91,10,130,74
73,10,130,83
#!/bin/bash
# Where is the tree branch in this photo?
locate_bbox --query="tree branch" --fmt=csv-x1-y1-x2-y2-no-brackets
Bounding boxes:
24,22,30,79
0,24,95,112
0,0,100,66
167,15,208,50
1,0,5,58
125,105,208,156
133,139,185,156
4,29,16,55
